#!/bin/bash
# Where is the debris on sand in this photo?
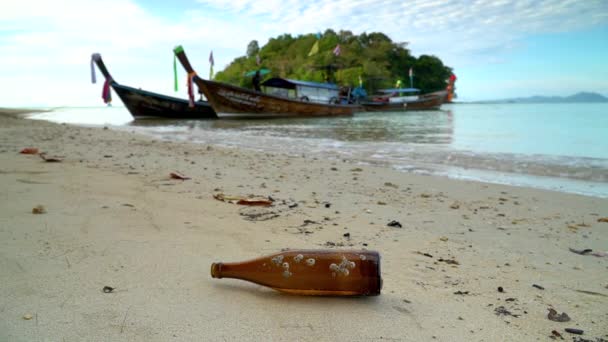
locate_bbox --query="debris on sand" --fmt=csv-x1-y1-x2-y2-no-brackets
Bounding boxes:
569,248,593,255
494,306,519,318
239,207,280,221
39,153,63,162
564,328,584,335
387,220,402,228
438,258,459,265
415,251,433,258
19,147,39,154
547,308,571,322
550,330,563,339
453,290,470,295
213,193,273,206
32,205,46,214
569,248,607,257
103,286,115,293
170,171,191,180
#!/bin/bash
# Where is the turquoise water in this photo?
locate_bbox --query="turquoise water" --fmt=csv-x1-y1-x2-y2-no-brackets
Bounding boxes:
28,103,608,197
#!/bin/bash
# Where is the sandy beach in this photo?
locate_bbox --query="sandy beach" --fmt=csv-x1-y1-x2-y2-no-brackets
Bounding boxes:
1,109,607,341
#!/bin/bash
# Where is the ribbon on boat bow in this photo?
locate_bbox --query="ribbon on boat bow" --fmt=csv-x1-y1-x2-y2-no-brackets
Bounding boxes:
90,53,111,104
102,79,112,104
173,54,179,92
90,53,104,84
90,57,97,84
187,71,196,107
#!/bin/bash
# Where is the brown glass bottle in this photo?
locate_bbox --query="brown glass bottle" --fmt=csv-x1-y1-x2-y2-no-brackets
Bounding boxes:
210,249,382,296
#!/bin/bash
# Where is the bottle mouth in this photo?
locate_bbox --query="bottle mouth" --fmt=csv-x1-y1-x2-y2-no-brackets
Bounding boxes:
210,262,222,278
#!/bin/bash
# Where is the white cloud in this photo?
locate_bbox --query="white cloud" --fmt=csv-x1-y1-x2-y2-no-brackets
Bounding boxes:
196,0,608,65
0,0,606,106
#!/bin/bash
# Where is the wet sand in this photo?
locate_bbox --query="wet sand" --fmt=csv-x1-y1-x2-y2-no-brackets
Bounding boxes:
1,109,607,341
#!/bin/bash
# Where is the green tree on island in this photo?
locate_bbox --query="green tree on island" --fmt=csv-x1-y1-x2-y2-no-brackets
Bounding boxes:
215,30,454,95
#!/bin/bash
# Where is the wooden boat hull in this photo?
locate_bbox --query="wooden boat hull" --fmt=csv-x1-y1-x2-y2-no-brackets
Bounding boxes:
111,83,216,119
362,93,444,112
195,78,359,118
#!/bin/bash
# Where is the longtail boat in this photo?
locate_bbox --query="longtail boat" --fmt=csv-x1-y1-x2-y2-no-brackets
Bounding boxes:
173,46,360,118
361,88,445,112
90,53,216,119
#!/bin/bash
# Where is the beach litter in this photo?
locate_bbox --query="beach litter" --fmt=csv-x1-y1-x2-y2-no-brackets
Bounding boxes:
547,308,571,322
39,153,63,162
550,330,563,339
213,193,273,206
598,217,608,223
32,205,46,214
239,207,279,221
573,289,608,297
170,171,190,180
494,306,519,317
438,258,459,265
569,248,607,257
415,251,433,258
569,248,593,255
564,328,584,335
19,147,39,154
102,286,115,293
532,284,545,290
22,314,33,320
387,220,402,228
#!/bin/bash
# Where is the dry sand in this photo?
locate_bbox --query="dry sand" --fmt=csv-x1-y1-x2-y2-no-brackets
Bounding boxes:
1,109,607,341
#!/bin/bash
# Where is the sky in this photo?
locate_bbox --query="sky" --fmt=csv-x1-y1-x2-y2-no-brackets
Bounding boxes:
0,0,607,106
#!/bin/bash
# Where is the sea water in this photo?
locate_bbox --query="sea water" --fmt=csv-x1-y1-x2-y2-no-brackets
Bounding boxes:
28,103,608,198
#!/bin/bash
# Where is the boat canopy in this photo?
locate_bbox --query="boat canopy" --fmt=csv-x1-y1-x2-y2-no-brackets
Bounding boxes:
262,78,339,91
378,88,420,93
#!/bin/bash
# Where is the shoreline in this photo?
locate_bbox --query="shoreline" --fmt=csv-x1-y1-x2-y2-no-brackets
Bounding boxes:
1,110,607,341
22,106,608,199
0,107,51,118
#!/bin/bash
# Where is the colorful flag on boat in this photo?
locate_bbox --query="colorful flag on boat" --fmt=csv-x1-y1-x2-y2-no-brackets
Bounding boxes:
308,40,319,57
173,54,178,91
102,79,112,104
209,51,215,79
333,44,341,56
395,79,402,88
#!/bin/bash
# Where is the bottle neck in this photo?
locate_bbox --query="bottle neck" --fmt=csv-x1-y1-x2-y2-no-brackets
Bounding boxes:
211,262,247,279
210,262,225,278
